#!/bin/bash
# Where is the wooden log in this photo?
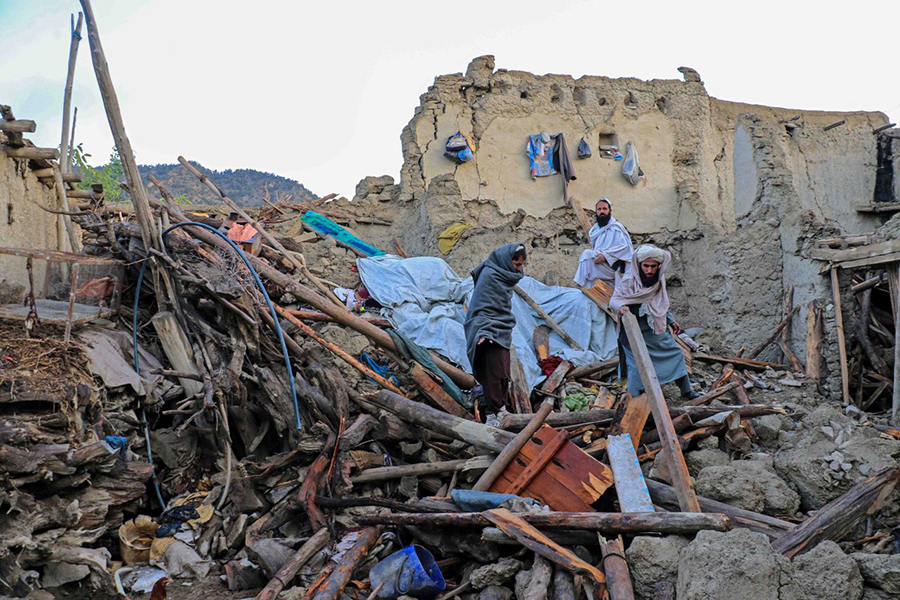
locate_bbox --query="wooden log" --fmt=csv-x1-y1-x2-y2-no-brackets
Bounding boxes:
255,528,330,600
514,285,583,350
831,267,852,404
567,358,618,381
296,433,336,532
854,287,889,375
357,510,731,534
366,390,512,453
500,409,614,431
0,120,36,134
310,527,381,600
80,0,157,249
32,168,82,182
851,274,885,293
806,299,823,382
599,536,635,600
747,305,800,359
52,165,82,252
0,145,59,160
65,188,102,199
473,400,553,491
645,479,794,538
682,381,740,406
620,312,700,512
60,12,84,174
772,468,900,558
286,309,390,328
483,509,607,596
351,456,489,483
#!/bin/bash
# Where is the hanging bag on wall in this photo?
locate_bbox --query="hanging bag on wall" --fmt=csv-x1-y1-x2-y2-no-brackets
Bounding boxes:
444,131,475,164
577,136,592,159
622,140,644,186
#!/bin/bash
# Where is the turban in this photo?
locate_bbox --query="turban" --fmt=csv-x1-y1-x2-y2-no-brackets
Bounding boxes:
596,197,612,208
636,245,665,264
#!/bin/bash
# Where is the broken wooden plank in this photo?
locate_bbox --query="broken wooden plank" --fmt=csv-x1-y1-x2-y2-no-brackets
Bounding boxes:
607,434,654,513
473,400,553,492
483,508,608,598
891,263,900,419
580,282,618,321
539,360,573,394
616,394,651,450
409,362,473,420
620,312,700,512
509,346,533,414
151,311,204,396
504,427,569,495
808,238,900,262
356,511,732,534
772,468,900,558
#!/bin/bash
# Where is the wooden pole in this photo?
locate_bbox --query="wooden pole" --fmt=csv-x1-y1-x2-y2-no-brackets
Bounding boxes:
67,107,78,171
59,12,84,173
255,528,329,600
63,263,80,344
177,156,346,310
0,145,59,160
805,299,822,382
892,263,900,419
830,267,851,404
79,0,156,250
52,165,81,252
357,510,732,534
598,536,635,600
514,286,583,350
310,527,380,600
473,400,553,491
620,312,700,512
352,457,488,483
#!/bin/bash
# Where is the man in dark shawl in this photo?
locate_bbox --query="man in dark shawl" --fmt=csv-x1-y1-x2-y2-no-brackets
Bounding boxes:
464,243,527,411
609,245,700,400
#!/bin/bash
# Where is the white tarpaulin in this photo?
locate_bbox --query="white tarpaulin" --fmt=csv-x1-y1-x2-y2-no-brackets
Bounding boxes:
357,255,618,390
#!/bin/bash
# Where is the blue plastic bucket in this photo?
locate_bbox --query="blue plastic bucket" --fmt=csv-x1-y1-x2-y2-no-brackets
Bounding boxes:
369,545,446,599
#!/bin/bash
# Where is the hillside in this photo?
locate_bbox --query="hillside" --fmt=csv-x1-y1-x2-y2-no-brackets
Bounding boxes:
137,162,318,206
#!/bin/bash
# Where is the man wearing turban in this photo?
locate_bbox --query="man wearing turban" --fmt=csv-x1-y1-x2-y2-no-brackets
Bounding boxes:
609,245,700,399
573,198,634,289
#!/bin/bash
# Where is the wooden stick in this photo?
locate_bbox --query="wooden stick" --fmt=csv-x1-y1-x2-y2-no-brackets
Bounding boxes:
254,528,330,600
274,305,404,395
748,305,800,359
80,0,156,250
66,107,77,171
286,309,390,327
620,312,700,512
682,381,739,406
357,510,732,534
598,536,634,600
514,286,583,350
831,267,851,404
52,165,82,252
63,263,80,344
806,299,823,382
59,12,84,174
178,156,347,311
473,400,554,491
310,527,381,600
567,358,618,381
693,352,784,371
0,145,59,160
890,263,900,419
772,468,900,558
0,120,36,134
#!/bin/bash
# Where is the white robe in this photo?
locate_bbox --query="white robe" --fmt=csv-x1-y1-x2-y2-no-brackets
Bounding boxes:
573,217,634,289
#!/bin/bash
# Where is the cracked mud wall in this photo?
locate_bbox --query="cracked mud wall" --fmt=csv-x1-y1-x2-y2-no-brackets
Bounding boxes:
0,156,61,303
346,57,891,400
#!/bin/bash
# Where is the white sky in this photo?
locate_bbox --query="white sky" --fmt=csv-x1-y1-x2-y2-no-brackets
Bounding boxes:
2,0,898,198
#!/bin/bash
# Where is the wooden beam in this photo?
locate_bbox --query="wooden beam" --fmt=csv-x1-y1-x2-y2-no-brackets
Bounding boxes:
52,165,81,252
473,400,553,491
838,251,900,270
514,285,583,350
65,189,102,199
0,120,36,134
351,456,488,483
855,203,900,214
0,145,59,160
620,312,700,512
693,352,784,371
617,394,651,450
809,238,900,263
0,105,25,146
805,300,823,382
748,305,799,359
771,468,900,558
32,168,82,182
80,0,156,250
356,510,732,534
830,267,851,404
309,527,380,600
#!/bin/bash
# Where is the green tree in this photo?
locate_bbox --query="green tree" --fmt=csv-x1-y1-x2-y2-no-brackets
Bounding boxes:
73,144,127,203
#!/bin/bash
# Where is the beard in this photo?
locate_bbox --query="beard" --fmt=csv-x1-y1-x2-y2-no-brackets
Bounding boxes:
639,271,660,287
596,214,611,227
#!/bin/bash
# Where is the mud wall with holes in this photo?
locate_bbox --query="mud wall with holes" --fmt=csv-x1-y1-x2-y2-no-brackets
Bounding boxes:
340,57,892,400
0,154,62,303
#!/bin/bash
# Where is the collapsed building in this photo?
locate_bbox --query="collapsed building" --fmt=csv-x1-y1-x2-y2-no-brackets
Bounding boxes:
2,43,900,600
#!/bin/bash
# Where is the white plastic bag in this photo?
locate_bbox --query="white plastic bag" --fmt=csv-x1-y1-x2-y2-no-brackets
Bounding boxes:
622,141,644,186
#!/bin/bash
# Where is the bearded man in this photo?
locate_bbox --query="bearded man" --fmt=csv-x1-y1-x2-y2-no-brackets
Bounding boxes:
573,197,633,289
610,245,700,400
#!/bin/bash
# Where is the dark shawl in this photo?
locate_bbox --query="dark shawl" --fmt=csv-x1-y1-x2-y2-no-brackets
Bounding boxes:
464,243,524,367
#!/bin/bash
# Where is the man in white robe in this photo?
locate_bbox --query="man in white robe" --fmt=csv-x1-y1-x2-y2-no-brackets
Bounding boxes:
573,198,634,289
